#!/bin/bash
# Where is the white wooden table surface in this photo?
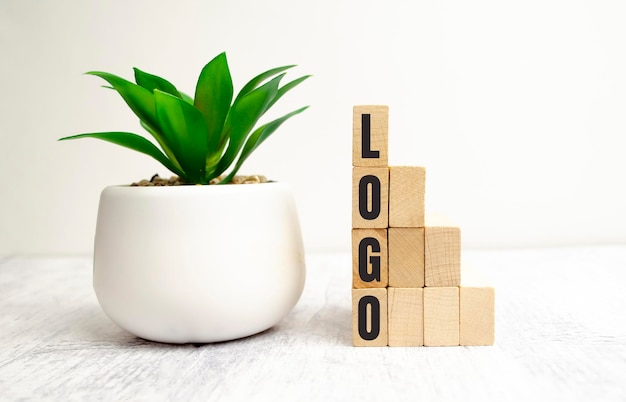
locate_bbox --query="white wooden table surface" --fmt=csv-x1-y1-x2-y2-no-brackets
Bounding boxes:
1,246,626,401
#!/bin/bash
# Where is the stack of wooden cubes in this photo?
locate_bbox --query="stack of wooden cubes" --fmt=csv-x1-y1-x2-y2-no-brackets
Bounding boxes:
351,105,495,347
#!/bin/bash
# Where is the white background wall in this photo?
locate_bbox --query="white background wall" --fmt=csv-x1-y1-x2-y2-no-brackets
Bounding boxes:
1,0,625,255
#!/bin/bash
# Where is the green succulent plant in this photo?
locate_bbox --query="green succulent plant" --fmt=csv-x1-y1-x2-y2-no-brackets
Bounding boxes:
60,52,310,184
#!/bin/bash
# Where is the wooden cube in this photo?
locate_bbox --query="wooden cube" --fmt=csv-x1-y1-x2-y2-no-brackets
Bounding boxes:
352,167,389,228
353,105,388,167
423,287,459,346
352,229,388,288
388,228,424,288
389,166,425,228
425,216,461,287
460,266,495,346
352,288,388,346
388,288,424,347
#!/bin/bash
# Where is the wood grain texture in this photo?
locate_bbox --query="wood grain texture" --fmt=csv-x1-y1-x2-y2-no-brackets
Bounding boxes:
460,287,495,346
353,105,388,167
425,226,461,287
460,265,495,346
2,248,626,401
424,287,460,346
352,167,389,228
388,227,425,288
352,288,388,346
389,166,426,228
352,229,388,288
388,287,424,347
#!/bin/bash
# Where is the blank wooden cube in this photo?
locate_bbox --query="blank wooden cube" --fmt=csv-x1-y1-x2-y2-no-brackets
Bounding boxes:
423,287,459,346
460,266,495,346
352,288,388,346
425,216,461,287
352,167,389,228
388,288,424,347
352,229,388,288
389,166,425,228
388,228,424,288
353,105,388,167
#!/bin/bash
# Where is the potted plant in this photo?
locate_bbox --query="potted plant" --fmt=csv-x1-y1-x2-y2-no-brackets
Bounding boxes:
60,52,310,343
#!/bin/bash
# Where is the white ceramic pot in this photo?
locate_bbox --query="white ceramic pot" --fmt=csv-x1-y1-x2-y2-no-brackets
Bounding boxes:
93,182,306,344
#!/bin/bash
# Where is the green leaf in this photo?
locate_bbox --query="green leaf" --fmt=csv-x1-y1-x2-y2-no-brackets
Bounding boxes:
211,73,284,179
194,52,233,157
179,91,194,104
154,90,209,184
134,68,181,98
87,71,159,129
72,56,310,186
58,132,185,178
267,75,311,110
140,120,184,173
87,71,180,165
220,106,309,183
234,65,295,104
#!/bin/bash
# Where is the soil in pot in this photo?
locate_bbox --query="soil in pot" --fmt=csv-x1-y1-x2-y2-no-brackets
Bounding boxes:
131,174,269,187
